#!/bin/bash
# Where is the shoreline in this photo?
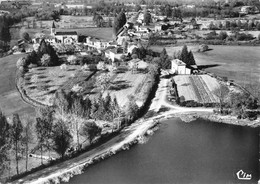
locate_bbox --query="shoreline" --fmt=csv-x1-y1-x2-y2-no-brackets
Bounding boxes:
11,77,259,184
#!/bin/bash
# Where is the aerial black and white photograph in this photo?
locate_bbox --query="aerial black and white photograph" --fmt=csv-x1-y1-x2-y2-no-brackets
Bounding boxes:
0,0,259,183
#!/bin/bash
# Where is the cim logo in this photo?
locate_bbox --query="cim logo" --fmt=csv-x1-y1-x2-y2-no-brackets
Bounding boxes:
236,170,252,180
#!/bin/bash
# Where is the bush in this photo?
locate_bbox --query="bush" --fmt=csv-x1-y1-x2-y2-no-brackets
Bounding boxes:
67,55,78,65
16,57,27,68
185,100,199,107
18,66,26,77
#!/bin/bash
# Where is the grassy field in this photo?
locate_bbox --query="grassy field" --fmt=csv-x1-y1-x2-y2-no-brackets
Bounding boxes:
0,54,35,117
174,75,220,104
23,15,114,41
107,70,150,108
152,45,260,88
193,45,260,87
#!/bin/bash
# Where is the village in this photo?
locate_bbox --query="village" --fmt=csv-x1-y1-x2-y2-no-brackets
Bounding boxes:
0,0,260,183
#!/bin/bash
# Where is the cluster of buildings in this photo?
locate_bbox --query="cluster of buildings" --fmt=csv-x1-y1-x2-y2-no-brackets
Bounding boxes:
30,9,200,75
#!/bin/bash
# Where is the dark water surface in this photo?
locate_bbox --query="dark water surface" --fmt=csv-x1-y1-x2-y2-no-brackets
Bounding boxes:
68,118,259,184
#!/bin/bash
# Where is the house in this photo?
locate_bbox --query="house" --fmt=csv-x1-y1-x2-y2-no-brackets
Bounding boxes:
65,4,85,9
105,47,125,62
127,44,138,54
171,59,191,75
54,32,78,44
85,37,110,51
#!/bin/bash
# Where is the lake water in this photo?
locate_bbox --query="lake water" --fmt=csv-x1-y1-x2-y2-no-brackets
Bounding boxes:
68,118,259,184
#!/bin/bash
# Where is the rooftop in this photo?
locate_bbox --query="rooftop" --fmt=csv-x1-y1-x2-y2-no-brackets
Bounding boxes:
55,31,77,36
172,59,186,66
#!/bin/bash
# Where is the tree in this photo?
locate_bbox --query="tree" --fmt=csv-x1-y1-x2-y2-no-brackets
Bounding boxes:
172,7,182,21
35,111,53,164
165,5,172,17
22,32,30,42
122,40,128,53
37,39,48,62
54,89,70,114
0,111,11,176
248,21,254,30
159,47,171,69
80,122,101,144
143,10,151,25
213,85,229,113
107,18,113,27
0,18,11,47
97,61,107,70
256,22,260,30
40,54,51,66
96,73,111,93
219,31,228,40
225,20,230,30
113,11,126,37
125,98,139,121
93,13,103,27
22,116,33,172
10,114,23,175
209,22,216,30
188,51,196,66
52,120,72,159
236,19,241,29
110,97,122,122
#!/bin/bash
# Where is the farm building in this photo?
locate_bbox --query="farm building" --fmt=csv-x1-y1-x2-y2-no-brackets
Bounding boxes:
171,59,191,75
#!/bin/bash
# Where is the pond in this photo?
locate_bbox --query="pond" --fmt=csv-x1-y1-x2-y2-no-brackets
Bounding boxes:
68,118,259,184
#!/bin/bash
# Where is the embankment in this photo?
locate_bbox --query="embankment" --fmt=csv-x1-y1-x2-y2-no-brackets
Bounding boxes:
12,116,162,184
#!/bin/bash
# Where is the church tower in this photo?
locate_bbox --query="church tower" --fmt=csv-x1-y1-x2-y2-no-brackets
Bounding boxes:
51,21,56,36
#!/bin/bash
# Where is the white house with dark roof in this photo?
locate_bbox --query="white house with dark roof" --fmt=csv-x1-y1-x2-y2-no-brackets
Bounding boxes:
171,59,191,75
85,37,110,50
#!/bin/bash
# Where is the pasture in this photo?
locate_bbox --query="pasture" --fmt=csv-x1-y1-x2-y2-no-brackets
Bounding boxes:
174,75,220,104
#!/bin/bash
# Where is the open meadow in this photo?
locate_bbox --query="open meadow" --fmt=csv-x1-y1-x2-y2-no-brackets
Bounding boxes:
193,45,260,87
0,54,35,117
152,45,260,89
